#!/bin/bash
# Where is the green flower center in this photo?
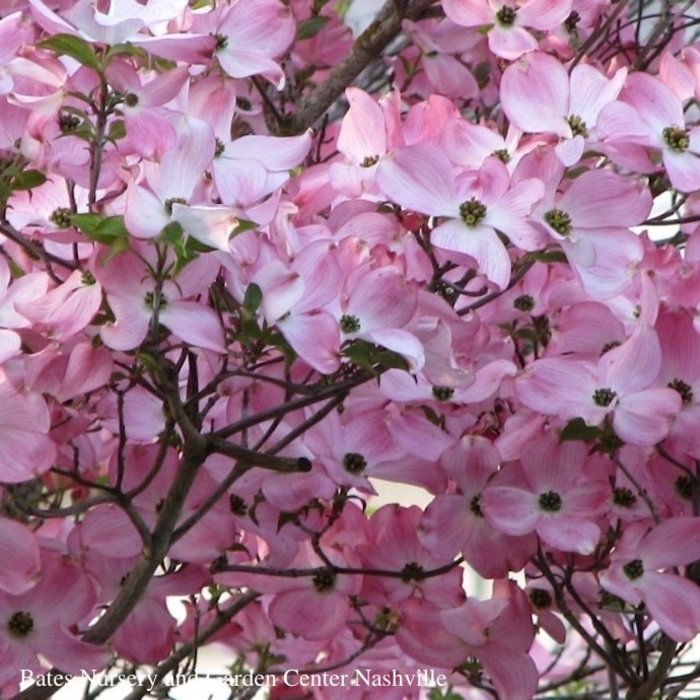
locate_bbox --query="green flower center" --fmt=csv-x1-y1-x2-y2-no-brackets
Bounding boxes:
81,270,96,286
538,490,562,512
343,452,367,474
513,294,535,312
567,114,589,138
340,314,361,334
623,559,644,580
312,568,336,592
663,126,690,153
124,93,139,108
593,387,617,407
49,208,72,229
613,487,637,508
215,138,226,158
544,208,572,236
668,378,693,405
492,148,510,163
361,155,379,168
432,386,455,401
144,290,167,310
7,611,33,638
459,198,487,227
401,561,425,582
496,5,517,26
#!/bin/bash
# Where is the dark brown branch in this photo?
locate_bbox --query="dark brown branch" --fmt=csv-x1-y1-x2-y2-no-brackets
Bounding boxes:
282,0,440,134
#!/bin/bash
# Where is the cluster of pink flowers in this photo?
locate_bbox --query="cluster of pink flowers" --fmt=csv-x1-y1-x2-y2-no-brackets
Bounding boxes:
0,0,700,698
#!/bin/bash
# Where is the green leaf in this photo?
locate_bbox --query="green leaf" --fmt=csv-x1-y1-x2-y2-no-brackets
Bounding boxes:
560,418,602,442
535,250,568,264
107,120,126,142
296,15,329,40
105,43,147,61
243,283,263,314
39,34,101,70
232,219,258,236
10,170,47,191
343,339,375,371
72,214,128,244
375,349,409,371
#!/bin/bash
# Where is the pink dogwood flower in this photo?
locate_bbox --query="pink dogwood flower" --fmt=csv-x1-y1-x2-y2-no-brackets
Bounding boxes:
378,147,543,289
601,518,700,642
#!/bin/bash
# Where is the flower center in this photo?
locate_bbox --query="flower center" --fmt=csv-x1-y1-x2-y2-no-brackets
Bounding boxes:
496,5,517,26
492,148,510,163
49,207,72,229
144,290,167,310
668,378,693,405
59,113,81,132
675,475,695,500
164,197,187,216
229,493,247,516
312,568,336,592
343,452,367,474
215,138,226,158
213,33,228,51
7,611,34,638
544,208,572,236
513,294,535,312
529,588,552,609
459,198,487,227
81,270,96,286
361,155,379,168
538,490,562,512
401,561,425,582
124,93,139,108
469,494,483,517
663,126,690,153
592,387,616,407
432,386,455,401
567,114,589,138
623,559,644,580
340,314,361,334
613,487,637,508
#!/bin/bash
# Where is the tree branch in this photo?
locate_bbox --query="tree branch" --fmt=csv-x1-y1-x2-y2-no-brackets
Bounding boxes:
282,0,440,134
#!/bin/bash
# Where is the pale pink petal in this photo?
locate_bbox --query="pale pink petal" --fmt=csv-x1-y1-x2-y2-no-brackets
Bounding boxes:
432,221,511,289
377,145,459,216
269,589,349,640
161,301,225,352
171,203,238,251
501,53,570,135
80,505,142,558
125,185,169,239
279,311,341,374
663,141,700,194
0,518,40,594
613,388,682,446
538,515,600,554
642,517,700,569
443,0,493,26
227,130,312,170
361,329,423,373
479,643,540,700
519,0,572,29
560,170,652,228
337,88,388,163
602,326,661,395
488,26,539,61
482,486,540,535
642,572,700,642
